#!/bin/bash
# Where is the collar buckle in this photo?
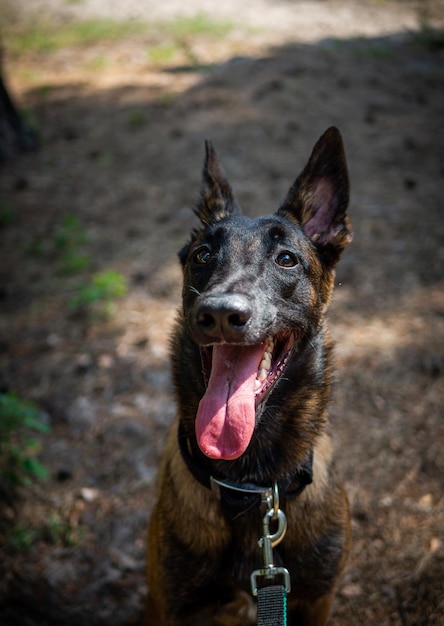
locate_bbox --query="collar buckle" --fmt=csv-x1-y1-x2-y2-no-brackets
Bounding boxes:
210,476,274,508
210,476,278,517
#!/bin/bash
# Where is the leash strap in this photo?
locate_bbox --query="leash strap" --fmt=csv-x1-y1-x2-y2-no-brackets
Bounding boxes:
251,506,290,626
257,585,288,626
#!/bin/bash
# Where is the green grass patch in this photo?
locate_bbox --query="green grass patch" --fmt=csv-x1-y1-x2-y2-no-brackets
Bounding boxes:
83,55,111,71
6,523,37,552
357,43,396,60
4,18,147,55
58,250,91,275
127,109,148,129
34,84,54,96
165,13,235,40
69,269,127,318
27,214,91,276
7,515,85,553
23,216,126,319
147,42,180,64
4,12,238,62
41,514,84,546
147,13,237,66
157,92,178,106
0,393,50,499
53,214,88,250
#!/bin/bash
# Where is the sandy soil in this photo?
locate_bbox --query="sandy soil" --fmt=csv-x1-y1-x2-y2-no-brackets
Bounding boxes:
0,1,443,624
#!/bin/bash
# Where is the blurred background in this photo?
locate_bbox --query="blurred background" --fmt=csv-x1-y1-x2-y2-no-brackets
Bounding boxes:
0,1,443,624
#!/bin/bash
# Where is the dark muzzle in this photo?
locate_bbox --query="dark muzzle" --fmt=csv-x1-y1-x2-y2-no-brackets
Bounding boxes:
191,293,252,344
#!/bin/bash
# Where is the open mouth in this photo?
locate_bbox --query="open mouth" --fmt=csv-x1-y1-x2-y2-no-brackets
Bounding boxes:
252,334,294,400
196,334,295,461
201,333,294,402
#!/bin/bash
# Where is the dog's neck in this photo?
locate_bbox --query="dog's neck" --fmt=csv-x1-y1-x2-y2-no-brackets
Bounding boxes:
177,422,313,518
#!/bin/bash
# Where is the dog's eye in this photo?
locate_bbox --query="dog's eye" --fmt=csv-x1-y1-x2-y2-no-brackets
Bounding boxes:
275,251,298,268
193,246,212,265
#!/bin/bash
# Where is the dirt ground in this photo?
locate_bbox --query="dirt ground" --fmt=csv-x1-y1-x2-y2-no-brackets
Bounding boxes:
0,1,443,624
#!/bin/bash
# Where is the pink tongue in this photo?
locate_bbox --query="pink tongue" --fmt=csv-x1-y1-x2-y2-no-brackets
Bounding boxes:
196,343,265,460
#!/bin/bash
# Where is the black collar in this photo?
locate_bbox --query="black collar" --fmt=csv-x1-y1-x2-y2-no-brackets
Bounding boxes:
178,423,313,518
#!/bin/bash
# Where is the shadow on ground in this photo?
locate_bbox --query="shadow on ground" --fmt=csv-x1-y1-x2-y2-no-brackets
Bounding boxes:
0,29,443,625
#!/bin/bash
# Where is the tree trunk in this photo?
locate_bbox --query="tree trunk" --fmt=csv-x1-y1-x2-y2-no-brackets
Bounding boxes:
0,71,39,161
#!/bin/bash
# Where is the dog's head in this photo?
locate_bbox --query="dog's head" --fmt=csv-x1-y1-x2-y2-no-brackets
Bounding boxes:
178,128,352,462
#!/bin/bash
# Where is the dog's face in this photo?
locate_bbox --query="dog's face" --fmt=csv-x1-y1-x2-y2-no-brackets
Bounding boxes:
178,128,352,462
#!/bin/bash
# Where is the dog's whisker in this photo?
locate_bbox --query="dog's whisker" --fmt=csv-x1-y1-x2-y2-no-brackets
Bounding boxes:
307,339,317,351
186,285,201,296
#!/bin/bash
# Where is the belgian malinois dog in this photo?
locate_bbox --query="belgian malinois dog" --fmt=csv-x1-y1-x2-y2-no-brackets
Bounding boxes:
147,127,352,625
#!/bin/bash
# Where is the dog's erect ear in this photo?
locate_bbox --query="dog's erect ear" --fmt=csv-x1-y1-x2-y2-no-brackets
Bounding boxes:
195,141,241,225
278,127,352,266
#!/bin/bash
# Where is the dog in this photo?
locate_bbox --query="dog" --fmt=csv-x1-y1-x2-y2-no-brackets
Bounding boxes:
147,127,352,625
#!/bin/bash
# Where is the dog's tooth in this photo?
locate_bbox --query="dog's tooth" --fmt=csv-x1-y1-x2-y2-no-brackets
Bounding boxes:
257,338,274,386
258,368,268,382
260,352,272,370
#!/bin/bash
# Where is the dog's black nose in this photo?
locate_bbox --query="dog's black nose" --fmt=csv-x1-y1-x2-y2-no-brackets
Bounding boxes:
193,294,252,343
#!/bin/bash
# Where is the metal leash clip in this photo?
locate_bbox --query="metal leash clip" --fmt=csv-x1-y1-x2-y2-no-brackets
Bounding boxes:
250,485,291,596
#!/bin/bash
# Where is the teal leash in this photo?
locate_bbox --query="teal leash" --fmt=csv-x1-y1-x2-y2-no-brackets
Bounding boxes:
257,585,288,626
251,484,291,626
